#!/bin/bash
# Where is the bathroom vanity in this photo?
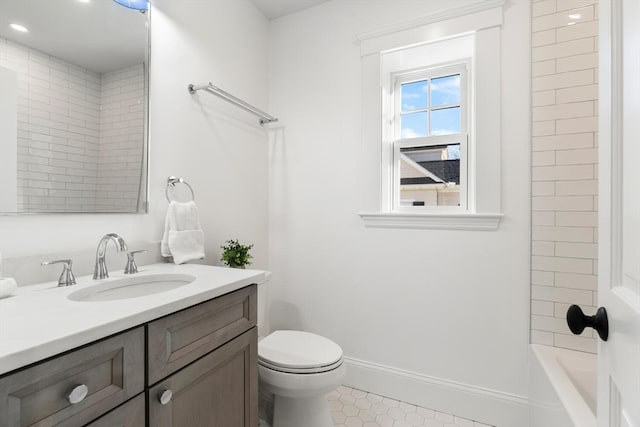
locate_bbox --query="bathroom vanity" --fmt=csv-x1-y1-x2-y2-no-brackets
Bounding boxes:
0,264,264,426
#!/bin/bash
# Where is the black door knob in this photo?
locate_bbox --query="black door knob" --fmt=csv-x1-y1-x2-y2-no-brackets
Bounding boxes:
566,305,609,341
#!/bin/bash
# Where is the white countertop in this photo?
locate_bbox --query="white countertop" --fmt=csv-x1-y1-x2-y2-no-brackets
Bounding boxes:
0,263,267,376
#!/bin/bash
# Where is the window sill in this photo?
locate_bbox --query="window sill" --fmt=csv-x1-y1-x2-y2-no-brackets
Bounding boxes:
358,212,503,231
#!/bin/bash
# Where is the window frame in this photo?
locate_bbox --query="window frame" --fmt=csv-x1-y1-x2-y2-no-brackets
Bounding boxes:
390,61,470,213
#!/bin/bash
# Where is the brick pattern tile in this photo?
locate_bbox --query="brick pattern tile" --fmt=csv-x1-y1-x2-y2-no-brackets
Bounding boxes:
530,0,599,353
0,36,144,212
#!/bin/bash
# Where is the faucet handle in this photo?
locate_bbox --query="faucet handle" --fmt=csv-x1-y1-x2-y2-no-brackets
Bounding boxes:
41,259,76,287
124,250,147,275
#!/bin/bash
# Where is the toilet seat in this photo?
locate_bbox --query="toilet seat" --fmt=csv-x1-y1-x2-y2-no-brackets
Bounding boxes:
258,330,343,374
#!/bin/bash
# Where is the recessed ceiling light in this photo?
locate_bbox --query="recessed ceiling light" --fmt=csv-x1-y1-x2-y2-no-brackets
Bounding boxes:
9,23,28,33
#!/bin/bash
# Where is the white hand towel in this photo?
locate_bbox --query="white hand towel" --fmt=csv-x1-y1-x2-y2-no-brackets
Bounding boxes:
161,201,205,264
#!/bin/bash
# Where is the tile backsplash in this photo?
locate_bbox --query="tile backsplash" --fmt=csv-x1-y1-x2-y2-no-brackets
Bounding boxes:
530,0,599,353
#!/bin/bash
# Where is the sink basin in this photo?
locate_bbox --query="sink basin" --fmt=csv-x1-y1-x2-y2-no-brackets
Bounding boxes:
68,274,195,302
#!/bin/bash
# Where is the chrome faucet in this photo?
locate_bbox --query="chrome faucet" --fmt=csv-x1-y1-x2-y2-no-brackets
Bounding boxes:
94,233,128,280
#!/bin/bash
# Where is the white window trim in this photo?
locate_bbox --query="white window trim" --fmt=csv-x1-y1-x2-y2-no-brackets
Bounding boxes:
357,5,504,231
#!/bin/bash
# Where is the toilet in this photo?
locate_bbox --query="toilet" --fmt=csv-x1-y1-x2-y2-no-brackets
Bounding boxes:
258,330,346,427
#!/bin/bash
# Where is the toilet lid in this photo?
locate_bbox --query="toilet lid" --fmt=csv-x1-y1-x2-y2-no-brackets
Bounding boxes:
258,330,343,371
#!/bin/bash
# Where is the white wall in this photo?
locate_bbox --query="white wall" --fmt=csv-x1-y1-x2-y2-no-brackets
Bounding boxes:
0,0,269,273
267,1,531,425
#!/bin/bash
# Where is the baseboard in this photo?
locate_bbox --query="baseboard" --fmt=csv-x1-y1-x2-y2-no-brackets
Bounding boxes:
342,357,529,427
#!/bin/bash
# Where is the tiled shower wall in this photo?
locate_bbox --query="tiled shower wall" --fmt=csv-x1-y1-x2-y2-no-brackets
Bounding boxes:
530,0,599,353
0,36,101,212
0,36,144,212
97,64,145,212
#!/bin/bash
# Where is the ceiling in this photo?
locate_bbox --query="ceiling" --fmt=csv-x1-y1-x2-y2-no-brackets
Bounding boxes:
250,0,331,20
0,0,147,74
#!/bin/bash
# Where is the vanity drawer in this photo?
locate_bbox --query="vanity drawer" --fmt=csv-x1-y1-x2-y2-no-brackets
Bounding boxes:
0,327,144,427
148,284,257,385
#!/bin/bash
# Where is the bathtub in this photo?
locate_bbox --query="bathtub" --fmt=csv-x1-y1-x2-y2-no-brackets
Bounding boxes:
530,344,597,427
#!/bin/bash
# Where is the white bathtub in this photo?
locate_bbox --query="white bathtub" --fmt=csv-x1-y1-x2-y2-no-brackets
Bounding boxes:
530,344,597,427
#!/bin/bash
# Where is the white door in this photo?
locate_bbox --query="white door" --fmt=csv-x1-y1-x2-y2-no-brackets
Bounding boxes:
598,1,640,426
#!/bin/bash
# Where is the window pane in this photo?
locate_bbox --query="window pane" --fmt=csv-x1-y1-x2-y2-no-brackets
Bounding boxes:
399,143,461,207
400,112,427,139
431,107,460,135
401,80,428,111
431,74,461,107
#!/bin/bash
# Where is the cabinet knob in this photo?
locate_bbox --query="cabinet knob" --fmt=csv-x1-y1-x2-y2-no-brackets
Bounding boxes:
67,384,89,404
158,389,173,405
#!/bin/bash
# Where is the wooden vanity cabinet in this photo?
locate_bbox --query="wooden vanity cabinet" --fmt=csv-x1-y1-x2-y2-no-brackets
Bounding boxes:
0,327,144,427
148,328,257,427
0,284,258,427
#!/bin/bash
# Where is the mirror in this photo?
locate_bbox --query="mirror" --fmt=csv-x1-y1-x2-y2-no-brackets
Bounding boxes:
0,0,149,214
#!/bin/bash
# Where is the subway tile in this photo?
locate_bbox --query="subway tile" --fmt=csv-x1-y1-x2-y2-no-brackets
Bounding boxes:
532,6,594,32
532,181,557,198
533,120,556,136
532,151,556,167
556,20,598,42
532,255,593,273
555,148,598,165
533,133,594,151
532,211,556,225
555,272,598,289
555,211,598,227
533,300,556,317
555,179,597,195
556,0,596,12
532,164,594,181
556,242,598,259
557,52,598,73
532,226,594,242
533,101,593,121
532,270,556,286
531,314,572,333
531,330,555,346
533,90,557,107
532,37,594,62
532,285,593,304
533,69,593,91
556,116,598,134
533,29,557,47
554,333,597,353
532,195,593,211
533,0,557,17
556,84,598,103
533,241,556,256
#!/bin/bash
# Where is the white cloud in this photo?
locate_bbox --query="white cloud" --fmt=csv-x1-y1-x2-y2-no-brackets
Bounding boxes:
402,128,420,139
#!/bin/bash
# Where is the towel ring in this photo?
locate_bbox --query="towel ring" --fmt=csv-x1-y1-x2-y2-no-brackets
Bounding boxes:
166,176,195,202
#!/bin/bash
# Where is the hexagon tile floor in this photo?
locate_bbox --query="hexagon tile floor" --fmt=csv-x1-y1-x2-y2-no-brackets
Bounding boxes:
328,386,494,427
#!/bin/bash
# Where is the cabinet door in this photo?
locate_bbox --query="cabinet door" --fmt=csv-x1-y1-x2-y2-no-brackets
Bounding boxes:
85,393,145,427
148,328,257,427
0,327,144,427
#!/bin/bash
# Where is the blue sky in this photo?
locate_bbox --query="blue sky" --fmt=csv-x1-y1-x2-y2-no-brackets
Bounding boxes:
401,74,461,138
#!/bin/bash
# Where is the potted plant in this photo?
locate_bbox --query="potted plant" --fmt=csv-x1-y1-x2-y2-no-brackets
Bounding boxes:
220,239,253,268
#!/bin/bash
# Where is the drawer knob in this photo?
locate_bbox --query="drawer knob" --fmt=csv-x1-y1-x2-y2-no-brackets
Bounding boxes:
67,384,89,404
158,389,173,405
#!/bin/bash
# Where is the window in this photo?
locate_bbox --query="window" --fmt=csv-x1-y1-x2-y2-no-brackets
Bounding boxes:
357,7,504,230
392,64,468,211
